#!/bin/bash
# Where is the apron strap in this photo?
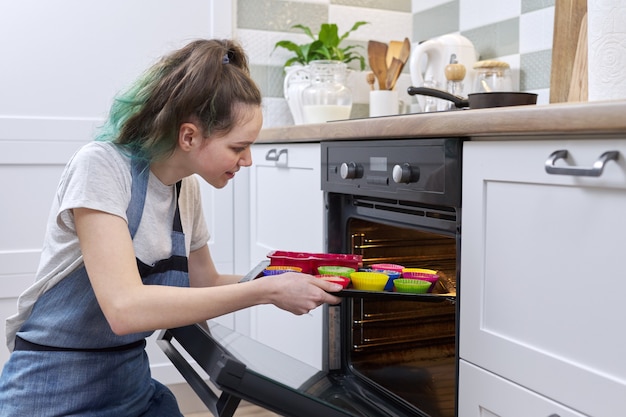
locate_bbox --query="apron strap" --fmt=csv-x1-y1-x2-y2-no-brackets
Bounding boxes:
14,335,146,353
127,157,149,239
173,180,183,233
127,157,184,237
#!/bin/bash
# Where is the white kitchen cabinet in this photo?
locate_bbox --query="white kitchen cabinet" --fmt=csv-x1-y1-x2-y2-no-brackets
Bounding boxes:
249,143,324,263
248,142,325,369
458,360,585,417
460,137,626,416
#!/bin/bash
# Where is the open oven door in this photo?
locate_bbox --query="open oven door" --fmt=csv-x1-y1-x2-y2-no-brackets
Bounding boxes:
157,262,431,417
157,321,431,417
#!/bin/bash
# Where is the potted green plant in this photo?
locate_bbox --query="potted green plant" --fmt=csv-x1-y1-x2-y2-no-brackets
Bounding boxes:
274,21,368,125
273,21,369,70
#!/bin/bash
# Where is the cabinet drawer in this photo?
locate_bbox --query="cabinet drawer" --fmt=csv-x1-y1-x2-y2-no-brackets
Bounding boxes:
460,138,626,416
459,360,585,417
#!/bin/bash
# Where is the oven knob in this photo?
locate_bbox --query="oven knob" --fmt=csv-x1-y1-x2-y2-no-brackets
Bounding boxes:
340,162,363,179
392,163,420,184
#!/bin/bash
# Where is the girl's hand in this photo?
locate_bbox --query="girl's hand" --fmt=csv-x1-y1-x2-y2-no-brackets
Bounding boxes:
263,272,343,315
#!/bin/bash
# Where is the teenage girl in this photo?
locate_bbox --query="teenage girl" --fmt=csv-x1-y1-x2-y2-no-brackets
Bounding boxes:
0,38,342,416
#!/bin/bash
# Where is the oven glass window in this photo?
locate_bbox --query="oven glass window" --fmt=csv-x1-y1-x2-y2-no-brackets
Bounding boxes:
346,218,458,417
208,321,322,388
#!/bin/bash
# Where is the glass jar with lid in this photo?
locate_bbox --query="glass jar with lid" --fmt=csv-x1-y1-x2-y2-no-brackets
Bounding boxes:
301,60,352,124
472,60,513,93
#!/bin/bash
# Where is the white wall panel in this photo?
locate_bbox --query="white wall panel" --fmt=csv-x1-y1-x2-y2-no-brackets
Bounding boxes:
0,0,235,386
0,0,213,119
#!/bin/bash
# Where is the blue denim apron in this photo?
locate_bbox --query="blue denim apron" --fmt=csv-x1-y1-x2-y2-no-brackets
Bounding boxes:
0,157,188,416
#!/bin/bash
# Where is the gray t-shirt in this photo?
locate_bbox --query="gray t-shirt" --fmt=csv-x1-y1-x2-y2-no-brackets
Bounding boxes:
6,141,210,350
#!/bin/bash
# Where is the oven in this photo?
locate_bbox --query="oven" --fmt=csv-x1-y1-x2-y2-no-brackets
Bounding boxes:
322,138,462,417
157,137,462,417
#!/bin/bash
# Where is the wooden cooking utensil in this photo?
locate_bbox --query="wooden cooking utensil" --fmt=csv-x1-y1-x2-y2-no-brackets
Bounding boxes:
368,40,388,90
399,37,411,66
386,57,404,90
386,39,411,90
366,72,376,90
386,40,403,68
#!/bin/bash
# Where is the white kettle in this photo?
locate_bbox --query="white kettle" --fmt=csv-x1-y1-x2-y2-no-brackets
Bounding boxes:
409,34,477,111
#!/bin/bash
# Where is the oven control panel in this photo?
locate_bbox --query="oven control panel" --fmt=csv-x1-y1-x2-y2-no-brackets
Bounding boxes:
321,138,462,206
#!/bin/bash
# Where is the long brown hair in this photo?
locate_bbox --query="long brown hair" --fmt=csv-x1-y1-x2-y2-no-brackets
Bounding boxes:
96,39,262,161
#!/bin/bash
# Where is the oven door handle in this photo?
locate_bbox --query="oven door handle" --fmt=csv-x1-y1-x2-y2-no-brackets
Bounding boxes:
157,327,241,417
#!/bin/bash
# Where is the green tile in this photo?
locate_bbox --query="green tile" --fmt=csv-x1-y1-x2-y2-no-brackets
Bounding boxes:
269,65,288,97
332,0,411,13
249,65,269,97
250,64,287,98
412,0,459,43
520,49,552,90
351,103,369,120
522,0,555,14
462,18,519,60
237,0,328,32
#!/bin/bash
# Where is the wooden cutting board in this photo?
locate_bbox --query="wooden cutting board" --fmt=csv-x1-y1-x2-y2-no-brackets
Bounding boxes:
568,12,588,101
549,0,588,103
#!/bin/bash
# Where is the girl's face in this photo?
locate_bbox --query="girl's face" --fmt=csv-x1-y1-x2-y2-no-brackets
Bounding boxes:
192,105,263,189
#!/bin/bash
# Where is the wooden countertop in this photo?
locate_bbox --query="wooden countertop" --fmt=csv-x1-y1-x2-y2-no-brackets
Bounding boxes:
257,100,626,143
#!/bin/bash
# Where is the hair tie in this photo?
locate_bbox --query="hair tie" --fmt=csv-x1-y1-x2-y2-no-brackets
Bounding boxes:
222,53,229,64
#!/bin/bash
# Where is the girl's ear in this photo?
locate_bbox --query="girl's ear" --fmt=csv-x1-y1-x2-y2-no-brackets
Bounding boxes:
178,123,201,151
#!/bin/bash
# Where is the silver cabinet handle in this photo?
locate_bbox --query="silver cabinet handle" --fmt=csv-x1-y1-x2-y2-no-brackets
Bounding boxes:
545,149,619,177
265,148,288,161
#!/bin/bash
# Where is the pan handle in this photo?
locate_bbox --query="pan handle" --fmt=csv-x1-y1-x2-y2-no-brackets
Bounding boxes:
407,86,469,108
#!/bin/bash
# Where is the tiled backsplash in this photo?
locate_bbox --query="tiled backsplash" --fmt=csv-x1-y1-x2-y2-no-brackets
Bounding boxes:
236,0,555,127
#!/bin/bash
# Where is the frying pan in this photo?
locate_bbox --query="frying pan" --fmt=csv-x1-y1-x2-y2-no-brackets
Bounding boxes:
407,86,538,109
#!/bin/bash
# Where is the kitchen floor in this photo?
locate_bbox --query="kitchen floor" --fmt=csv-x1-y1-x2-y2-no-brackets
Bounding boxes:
184,401,280,417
